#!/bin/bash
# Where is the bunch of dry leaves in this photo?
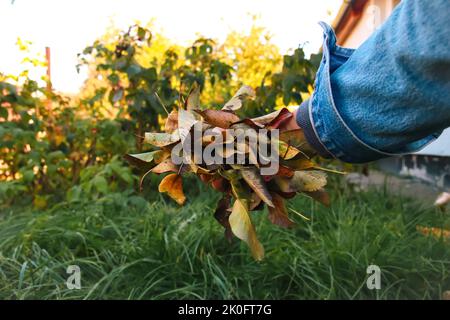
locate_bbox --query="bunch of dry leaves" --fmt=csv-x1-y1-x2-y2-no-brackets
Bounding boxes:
125,85,339,260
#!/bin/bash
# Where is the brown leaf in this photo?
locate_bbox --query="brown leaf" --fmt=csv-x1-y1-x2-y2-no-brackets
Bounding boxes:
194,109,240,129
276,165,295,178
249,192,263,211
164,110,178,133
229,199,264,261
303,189,330,207
199,173,213,184
265,108,292,129
268,193,295,228
214,194,233,242
251,108,291,128
151,159,178,174
261,164,294,183
228,176,253,202
158,173,186,205
239,167,274,207
222,85,255,111
231,118,265,130
275,190,297,199
273,176,295,193
211,177,230,193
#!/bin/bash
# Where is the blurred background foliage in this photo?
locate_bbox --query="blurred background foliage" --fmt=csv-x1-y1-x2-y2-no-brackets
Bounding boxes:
0,21,319,209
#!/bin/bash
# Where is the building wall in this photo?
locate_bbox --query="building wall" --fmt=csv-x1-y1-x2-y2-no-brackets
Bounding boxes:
340,0,399,48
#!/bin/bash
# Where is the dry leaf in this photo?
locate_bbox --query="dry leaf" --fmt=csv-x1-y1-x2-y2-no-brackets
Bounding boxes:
158,173,186,205
229,199,264,260
178,108,197,144
164,110,179,133
151,159,179,174
265,108,292,130
124,151,159,170
251,108,288,126
282,158,315,170
303,189,330,207
279,129,309,150
127,85,337,261
268,193,295,228
144,132,179,147
277,139,301,160
194,109,240,129
153,149,172,164
249,192,263,211
276,165,295,178
291,171,327,192
211,177,230,193
239,167,274,207
417,226,450,240
222,85,255,111
186,82,201,111
214,194,233,242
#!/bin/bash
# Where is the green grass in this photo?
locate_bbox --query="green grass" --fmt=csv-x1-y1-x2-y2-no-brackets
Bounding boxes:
0,177,449,299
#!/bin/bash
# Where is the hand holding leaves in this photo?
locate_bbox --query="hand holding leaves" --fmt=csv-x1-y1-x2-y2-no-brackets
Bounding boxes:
125,85,342,260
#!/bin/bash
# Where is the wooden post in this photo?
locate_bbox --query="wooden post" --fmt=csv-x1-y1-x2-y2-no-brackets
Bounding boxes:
45,46,52,118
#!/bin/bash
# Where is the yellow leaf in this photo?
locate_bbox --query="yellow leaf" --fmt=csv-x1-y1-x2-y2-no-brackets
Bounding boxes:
229,199,264,261
277,139,300,160
158,173,186,205
417,226,450,240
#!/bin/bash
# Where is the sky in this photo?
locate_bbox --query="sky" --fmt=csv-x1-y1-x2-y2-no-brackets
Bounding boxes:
0,0,343,93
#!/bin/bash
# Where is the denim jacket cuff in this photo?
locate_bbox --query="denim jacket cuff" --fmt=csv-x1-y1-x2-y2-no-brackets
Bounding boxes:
305,22,439,163
296,99,332,158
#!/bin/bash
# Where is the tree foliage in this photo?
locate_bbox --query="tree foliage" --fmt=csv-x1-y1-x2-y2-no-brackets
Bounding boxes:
0,22,317,209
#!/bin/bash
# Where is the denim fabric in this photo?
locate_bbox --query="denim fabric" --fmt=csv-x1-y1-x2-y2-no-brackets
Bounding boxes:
296,0,450,163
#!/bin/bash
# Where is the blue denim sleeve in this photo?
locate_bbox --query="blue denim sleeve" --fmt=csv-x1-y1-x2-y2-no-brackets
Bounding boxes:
296,0,450,163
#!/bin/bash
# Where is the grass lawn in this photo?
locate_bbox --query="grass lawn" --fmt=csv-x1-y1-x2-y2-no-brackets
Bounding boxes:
0,177,449,299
